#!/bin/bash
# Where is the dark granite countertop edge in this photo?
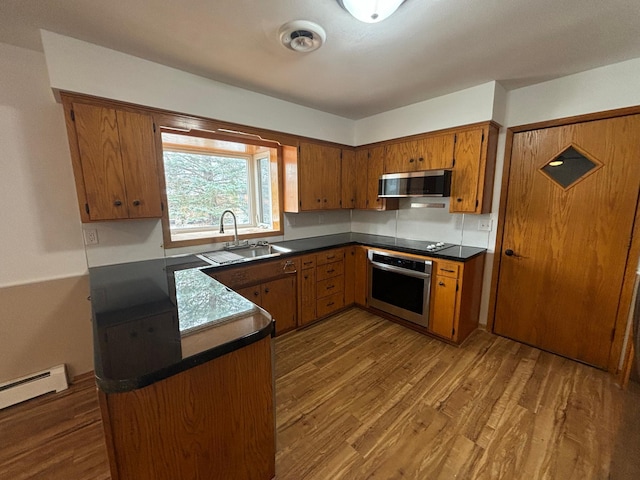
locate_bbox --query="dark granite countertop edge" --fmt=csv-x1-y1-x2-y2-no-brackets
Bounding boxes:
95,319,274,394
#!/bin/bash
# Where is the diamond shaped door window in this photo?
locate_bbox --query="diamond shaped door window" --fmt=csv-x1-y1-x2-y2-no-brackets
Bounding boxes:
540,145,601,190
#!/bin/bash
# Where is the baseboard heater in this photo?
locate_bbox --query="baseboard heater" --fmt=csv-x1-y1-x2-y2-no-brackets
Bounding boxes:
0,364,68,410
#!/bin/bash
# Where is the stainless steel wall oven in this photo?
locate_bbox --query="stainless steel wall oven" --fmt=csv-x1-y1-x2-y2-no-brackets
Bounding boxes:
367,250,432,327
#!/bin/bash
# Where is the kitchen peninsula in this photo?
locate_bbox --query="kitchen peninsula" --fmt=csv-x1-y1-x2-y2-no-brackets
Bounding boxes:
90,258,275,480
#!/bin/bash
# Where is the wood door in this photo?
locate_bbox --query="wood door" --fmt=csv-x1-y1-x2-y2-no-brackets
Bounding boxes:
117,110,163,218
298,267,316,326
494,115,640,368
343,246,356,305
262,276,297,335
354,149,369,209
73,103,129,220
366,146,385,210
236,285,262,305
299,143,342,210
354,246,368,306
384,141,417,173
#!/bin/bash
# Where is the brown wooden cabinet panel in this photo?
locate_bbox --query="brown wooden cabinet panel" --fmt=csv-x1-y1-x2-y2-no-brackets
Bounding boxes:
343,246,356,305
316,260,344,281
431,275,458,339
292,142,342,211
99,336,275,480
298,266,316,326
317,275,344,299
317,248,345,265
73,103,129,220
262,277,297,335
354,246,368,307
341,149,357,209
116,110,163,218
66,98,163,222
384,133,455,173
316,292,344,318
450,124,498,214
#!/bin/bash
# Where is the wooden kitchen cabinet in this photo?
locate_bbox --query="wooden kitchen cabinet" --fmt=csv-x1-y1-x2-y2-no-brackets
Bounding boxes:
384,133,455,174
298,256,317,326
61,96,163,222
343,147,399,211
429,255,485,344
449,123,499,214
208,258,298,336
284,141,342,212
354,246,368,307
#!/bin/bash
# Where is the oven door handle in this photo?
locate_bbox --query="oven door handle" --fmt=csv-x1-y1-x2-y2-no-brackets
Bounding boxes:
369,260,431,279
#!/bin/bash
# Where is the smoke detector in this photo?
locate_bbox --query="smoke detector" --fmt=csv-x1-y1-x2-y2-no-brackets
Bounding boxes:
279,20,326,53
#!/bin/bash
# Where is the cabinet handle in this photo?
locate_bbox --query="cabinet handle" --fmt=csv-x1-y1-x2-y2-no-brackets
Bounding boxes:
317,199,321,203
409,158,415,163
419,157,424,162
253,291,260,297
441,269,455,273
327,269,335,274
327,302,335,307
326,255,335,259
457,198,463,202
439,281,446,286
327,285,335,290
264,288,270,294
304,275,309,279
323,199,327,203
114,200,122,206
132,200,141,206
303,261,313,266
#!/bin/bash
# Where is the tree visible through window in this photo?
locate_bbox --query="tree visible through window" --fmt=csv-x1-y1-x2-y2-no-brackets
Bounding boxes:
160,131,280,245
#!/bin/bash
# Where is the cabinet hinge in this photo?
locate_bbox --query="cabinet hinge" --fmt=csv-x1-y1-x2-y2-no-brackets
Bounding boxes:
70,109,75,122
452,158,456,167
153,123,156,133
299,200,302,207
456,282,459,292
339,199,342,206
161,202,164,212
454,133,457,144
481,131,485,143
452,327,456,336
611,328,616,342
368,151,371,158
340,151,343,160
476,200,479,208
85,203,90,214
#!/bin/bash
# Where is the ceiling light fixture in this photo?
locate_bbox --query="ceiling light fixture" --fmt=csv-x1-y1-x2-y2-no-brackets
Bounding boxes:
338,0,406,23
279,20,326,53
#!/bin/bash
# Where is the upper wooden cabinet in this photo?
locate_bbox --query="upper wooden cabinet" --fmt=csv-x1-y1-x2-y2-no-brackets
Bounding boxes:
62,97,163,222
384,133,455,174
284,142,342,212
450,123,499,214
342,146,398,211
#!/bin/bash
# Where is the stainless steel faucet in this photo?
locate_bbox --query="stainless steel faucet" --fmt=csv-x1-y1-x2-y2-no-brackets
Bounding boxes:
219,209,240,247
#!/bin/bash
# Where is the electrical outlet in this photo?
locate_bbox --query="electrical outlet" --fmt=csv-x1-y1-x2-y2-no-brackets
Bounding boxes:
478,219,493,232
83,228,99,245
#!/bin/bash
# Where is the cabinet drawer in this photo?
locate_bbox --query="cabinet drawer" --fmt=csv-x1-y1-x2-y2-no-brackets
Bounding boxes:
300,254,316,270
316,248,344,265
209,258,298,289
436,262,460,278
316,292,344,318
317,275,344,299
316,260,344,281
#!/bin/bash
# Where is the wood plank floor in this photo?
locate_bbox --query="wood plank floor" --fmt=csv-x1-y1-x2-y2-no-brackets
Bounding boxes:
2,308,639,479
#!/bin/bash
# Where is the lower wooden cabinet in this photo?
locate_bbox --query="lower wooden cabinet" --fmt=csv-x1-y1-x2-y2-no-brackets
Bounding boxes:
298,262,316,326
429,255,485,344
209,258,298,336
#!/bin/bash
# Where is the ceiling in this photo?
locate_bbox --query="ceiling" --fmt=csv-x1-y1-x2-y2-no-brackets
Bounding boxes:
1,0,639,119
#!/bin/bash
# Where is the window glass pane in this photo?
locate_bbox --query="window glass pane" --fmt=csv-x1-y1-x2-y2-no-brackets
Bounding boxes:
258,156,272,225
163,150,250,231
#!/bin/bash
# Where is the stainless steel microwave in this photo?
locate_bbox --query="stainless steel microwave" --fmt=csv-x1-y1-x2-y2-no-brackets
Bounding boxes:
378,170,452,197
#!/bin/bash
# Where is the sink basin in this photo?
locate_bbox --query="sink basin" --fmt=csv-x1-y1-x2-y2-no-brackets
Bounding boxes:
198,244,291,266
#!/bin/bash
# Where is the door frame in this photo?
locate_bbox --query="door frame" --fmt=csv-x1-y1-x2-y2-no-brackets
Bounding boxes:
487,105,640,381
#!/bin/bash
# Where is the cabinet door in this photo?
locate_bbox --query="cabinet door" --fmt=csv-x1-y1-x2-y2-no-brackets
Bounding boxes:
416,133,455,170
262,276,297,335
384,141,418,173
430,275,457,339
116,110,163,218
341,149,357,209
450,128,484,213
236,285,262,305
367,146,398,211
299,267,316,326
73,103,129,220
354,246,368,306
343,246,356,305
299,142,342,210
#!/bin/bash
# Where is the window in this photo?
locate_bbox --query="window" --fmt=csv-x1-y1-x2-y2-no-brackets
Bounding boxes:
160,131,282,246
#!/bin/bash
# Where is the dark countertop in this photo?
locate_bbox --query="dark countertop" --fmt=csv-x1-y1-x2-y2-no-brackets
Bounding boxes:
90,233,484,393
89,258,273,394
271,233,487,261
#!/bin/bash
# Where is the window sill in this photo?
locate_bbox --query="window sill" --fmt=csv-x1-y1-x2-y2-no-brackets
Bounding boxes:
166,227,282,249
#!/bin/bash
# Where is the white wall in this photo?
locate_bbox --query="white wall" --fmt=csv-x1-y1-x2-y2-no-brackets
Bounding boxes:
41,31,355,146
0,43,87,287
354,82,498,145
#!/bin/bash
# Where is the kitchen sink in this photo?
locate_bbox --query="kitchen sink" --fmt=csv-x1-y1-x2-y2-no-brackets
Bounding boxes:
198,244,291,266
